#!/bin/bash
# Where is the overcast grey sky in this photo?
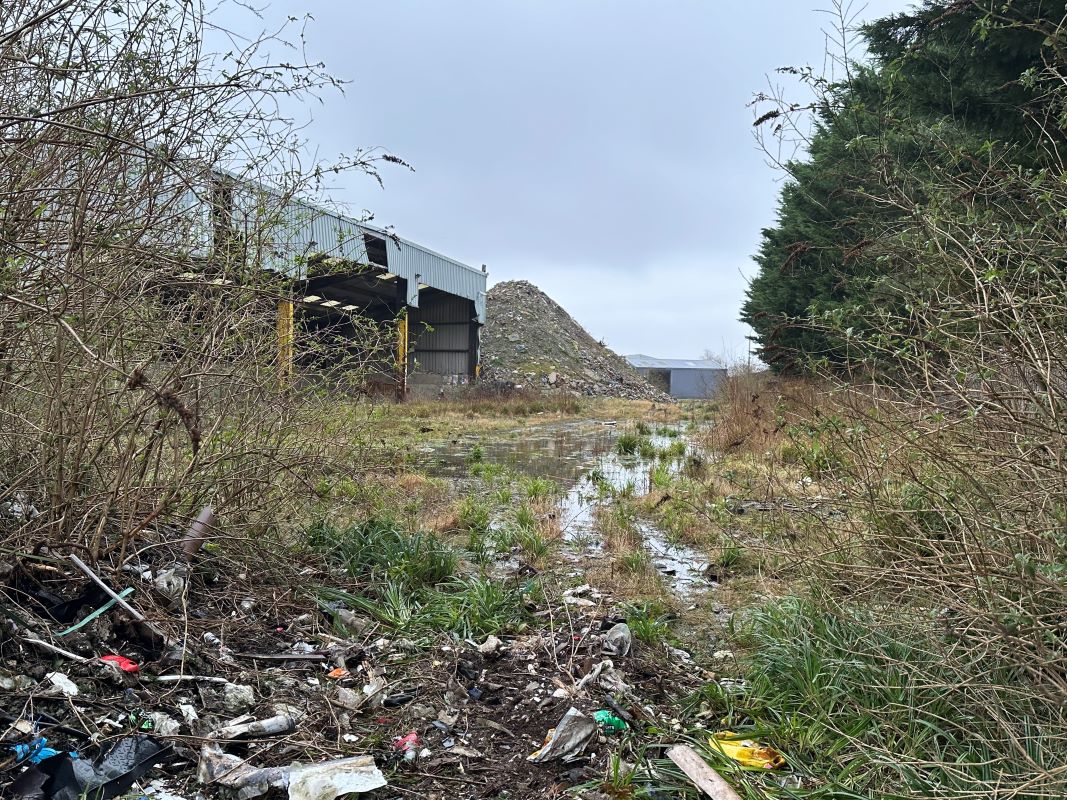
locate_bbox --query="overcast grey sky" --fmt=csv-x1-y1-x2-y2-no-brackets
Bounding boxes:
236,1,910,362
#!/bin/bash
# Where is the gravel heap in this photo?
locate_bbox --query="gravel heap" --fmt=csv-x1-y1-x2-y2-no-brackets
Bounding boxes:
480,280,668,401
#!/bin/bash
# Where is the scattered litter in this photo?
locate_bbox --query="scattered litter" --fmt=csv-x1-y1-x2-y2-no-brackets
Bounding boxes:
56,588,135,637
10,737,64,764
11,735,170,800
69,554,146,621
334,686,365,711
478,635,502,655
46,672,79,696
393,731,421,763
602,622,632,656
383,692,415,707
211,705,303,740
667,744,743,800
222,682,256,713
288,755,387,800
326,667,350,680
593,709,628,733
443,745,482,758
143,712,180,736
361,675,388,709
152,568,185,602
563,595,595,607
181,504,215,559
527,707,598,763
708,731,785,770
23,638,89,663
100,655,139,674
198,742,289,798
562,585,600,608
665,643,692,662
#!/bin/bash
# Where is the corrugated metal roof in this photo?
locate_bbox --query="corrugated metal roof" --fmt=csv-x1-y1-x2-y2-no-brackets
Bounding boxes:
203,172,486,323
626,354,726,370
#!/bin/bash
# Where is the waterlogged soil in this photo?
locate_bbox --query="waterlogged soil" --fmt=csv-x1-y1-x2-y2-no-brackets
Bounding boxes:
422,420,712,597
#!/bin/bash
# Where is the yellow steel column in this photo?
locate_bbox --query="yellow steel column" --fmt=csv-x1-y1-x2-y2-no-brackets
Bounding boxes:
395,312,409,399
277,299,294,388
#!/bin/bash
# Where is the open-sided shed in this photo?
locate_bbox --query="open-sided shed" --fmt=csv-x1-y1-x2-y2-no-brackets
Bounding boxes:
199,174,487,392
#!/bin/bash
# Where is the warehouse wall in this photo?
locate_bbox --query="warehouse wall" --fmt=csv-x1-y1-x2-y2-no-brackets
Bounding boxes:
410,290,478,377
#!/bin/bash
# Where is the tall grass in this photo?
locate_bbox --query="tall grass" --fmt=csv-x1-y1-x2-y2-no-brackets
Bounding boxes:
688,598,1064,798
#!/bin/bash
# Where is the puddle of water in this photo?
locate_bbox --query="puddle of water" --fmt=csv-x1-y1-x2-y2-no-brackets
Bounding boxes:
423,420,711,597
420,420,619,482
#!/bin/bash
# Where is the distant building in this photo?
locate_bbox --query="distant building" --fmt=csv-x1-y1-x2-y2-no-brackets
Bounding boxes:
625,354,727,399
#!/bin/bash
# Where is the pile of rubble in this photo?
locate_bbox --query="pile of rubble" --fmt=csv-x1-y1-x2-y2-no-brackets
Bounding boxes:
480,281,669,401
0,540,775,800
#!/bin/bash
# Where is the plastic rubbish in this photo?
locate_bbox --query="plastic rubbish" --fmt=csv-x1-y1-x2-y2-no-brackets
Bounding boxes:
69,555,146,621
56,588,135,636
288,756,387,800
142,712,180,736
10,737,64,765
211,705,303,740
383,692,415,707
326,668,350,680
361,675,388,709
152,569,185,602
181,505,215,559
100,655,140,674
602,623,632,656
197,747,389,800
708,731,785,770
334,687,363,711
197,743,289,799
10,735,171,800
527,707,598,763
593,710,628,733
46,672,79,696
222,682,256,713
478,635,502,655
393,732,420,763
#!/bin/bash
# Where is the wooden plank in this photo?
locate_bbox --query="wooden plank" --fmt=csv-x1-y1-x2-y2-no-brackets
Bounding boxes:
666,745,743,800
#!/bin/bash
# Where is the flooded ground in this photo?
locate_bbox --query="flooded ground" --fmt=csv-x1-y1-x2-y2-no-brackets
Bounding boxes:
422,420,711,596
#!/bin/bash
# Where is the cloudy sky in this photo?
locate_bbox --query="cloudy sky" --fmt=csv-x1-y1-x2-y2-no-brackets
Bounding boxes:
230,0,910,363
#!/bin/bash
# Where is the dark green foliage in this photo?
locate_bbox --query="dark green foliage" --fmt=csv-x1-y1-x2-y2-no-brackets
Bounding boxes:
743,1,1058,372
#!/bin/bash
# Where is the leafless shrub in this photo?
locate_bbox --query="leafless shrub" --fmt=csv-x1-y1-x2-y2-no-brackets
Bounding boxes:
0,1,390,567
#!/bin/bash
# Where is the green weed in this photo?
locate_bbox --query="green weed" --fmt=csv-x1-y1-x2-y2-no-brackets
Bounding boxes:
621,600,672,646
524,476,557,501
615,432,640,455
457,497,491,535
514,504,537,530
307,518,456,588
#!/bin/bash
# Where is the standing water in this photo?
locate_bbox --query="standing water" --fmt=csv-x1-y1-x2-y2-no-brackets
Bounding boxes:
423,420,711,596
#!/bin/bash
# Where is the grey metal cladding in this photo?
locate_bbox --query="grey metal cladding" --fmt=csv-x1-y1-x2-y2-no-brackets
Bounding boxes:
203,173,485,320
416,350,469,375
384,236,486,323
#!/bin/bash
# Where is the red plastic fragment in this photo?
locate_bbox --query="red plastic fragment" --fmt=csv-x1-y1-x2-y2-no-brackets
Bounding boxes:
100,654,140,673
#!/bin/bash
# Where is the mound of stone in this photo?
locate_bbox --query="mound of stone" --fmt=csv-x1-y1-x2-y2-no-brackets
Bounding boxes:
480,280,668,401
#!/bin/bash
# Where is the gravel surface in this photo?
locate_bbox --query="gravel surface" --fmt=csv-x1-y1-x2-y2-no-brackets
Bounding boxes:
481,281,669,401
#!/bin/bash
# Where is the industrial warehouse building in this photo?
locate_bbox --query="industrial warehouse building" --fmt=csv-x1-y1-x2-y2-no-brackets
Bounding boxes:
625,354,727,399
201,174,486,394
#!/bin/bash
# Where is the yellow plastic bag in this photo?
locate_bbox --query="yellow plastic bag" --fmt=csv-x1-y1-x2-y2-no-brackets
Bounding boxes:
708,731,785,769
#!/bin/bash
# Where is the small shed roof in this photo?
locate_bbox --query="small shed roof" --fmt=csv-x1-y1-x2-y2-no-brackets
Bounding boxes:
626,354,725,370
